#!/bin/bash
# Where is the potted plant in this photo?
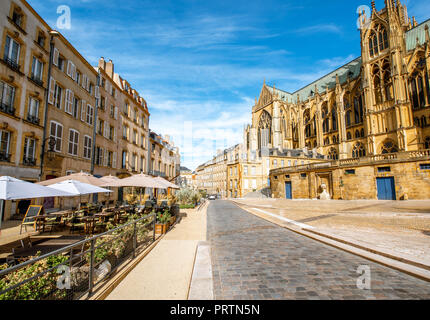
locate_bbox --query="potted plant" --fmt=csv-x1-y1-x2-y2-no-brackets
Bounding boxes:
155,210,171,234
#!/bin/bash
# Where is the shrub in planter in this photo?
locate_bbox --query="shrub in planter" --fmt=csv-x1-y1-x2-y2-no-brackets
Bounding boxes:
155,210,171,234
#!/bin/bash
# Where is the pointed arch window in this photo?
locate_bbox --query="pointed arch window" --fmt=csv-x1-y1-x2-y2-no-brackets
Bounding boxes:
344,97,352,127
353,93,364,124
331,104,337,131
322,105,329,133
425,137,430,149
328,148,338,160
304,110,311,138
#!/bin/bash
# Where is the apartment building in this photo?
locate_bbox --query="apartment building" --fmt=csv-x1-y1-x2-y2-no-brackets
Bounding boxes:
0,0,50,182
149,130,180,182
117,74,150,177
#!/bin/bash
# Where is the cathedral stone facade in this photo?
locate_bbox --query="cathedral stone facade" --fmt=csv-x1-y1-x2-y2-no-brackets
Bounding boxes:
245,0,430,200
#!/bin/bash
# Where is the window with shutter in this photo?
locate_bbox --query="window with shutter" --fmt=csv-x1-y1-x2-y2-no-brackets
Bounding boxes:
67,61,72,77
114,106,118,119
81,100,86,122
104,149,108,166
53,48,59,66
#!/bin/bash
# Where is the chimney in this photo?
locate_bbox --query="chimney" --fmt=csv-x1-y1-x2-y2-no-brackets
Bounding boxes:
98,57,106,70
106,59,114,78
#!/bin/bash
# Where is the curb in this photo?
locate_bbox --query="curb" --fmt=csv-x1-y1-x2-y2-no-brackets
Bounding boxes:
231,200,430,283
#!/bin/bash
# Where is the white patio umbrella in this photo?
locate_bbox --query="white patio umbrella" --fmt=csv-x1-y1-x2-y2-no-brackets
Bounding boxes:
99,175,120,205
46,180,112,209
102,173,166,205
0,176,75,229
153,176,180,190
46,180,113,196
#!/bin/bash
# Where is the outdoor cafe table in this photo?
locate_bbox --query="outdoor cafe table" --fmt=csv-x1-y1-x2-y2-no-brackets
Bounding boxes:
34,212,69,232
82,216,98,235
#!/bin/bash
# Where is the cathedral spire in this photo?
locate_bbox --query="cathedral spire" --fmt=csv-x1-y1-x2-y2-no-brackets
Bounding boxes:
371,0,376,12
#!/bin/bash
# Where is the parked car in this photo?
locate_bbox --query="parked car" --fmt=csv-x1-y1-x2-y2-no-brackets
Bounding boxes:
208,195,217,200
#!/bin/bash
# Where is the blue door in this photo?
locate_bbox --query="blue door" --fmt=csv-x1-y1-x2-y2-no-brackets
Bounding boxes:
285,182,292,199
376,177,396,200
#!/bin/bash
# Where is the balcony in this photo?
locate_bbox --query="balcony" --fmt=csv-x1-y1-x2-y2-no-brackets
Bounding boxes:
3,57,21,73
0,103,15,116
26,114,40,125
23,157,36,166
0,152,11,162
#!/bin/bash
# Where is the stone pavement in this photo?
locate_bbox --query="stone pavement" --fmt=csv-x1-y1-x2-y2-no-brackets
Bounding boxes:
233,199,430,267
208,200,430,300
106,206,207,300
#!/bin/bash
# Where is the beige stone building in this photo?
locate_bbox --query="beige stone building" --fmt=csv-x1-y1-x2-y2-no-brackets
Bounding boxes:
116,70,150,178
0,0,166,220
0,0,52,219
259,1,430,200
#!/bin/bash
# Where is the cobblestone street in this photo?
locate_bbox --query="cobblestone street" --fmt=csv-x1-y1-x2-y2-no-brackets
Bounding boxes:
208,200,430,300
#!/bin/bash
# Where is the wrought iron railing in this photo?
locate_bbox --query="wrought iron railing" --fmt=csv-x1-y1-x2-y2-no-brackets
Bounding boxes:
0,212,156,300
26,114,40,125
22,157,36,166
30,75,44,87
3,57,20,72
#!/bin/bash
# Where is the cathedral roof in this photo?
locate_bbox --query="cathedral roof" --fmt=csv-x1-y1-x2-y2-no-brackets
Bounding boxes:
265,17,430,105
293,57,362,103
405,18,430,52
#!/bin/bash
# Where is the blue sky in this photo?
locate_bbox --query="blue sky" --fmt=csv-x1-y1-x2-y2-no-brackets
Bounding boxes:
27,0,430,170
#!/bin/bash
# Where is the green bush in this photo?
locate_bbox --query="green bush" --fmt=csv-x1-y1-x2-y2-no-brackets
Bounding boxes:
176,188,202,206
0,253,69,300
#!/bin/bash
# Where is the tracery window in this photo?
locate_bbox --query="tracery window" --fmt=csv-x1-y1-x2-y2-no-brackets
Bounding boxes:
369,24,388,57
258,110,272,149
353,93,364,124
322,105,329,133
344,97,352,127
380,140,399,154
352,143,366,158
331,104,337,131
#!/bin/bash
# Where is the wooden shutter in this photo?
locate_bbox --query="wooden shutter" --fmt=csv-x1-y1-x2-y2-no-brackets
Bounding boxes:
53,48,59,66
114,106,118,119
112,152,117,169
104,149,108,166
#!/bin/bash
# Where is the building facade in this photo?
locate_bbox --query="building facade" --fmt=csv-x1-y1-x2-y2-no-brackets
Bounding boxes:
149,130,180,183
0,0,179,221
263,1,430,200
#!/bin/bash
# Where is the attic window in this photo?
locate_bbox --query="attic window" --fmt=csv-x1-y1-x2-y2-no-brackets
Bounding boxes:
37,33,45,47
12,9,23,27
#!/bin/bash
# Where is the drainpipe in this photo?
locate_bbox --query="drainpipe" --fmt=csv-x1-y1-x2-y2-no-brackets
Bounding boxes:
39,31,59,181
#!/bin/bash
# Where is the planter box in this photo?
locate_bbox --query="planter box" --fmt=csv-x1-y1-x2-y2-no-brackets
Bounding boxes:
155,223,168,235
